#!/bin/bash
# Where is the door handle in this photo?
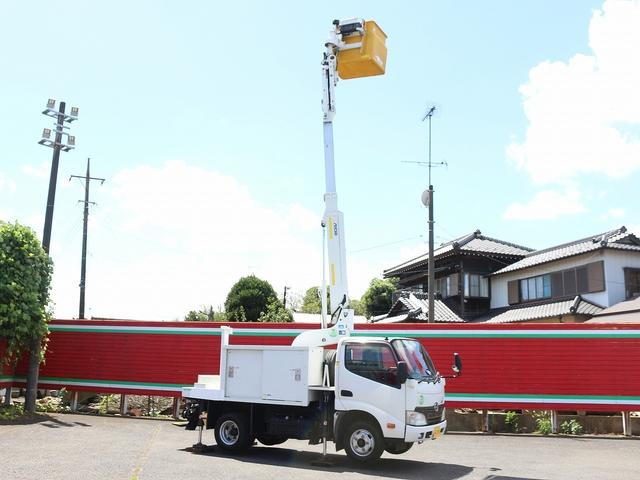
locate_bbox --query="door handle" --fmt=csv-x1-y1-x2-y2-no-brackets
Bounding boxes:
340,390,353,397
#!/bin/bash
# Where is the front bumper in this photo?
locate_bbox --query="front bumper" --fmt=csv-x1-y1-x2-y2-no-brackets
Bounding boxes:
404,420,447,443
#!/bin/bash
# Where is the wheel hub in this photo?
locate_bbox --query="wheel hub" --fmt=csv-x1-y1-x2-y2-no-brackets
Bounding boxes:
219,420,240,445
350,429,375,457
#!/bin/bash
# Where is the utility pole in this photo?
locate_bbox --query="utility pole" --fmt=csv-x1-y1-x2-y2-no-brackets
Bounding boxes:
424,107,436,324
283,286,289,309
402,107,446,324
70,158,105,319
419,106,446,323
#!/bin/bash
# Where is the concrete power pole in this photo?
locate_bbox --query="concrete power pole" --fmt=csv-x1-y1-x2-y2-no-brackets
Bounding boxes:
70,158,105,319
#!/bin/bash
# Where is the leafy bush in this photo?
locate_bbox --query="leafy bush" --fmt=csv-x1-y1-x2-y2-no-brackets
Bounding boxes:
504,411,519,432
560,419,583,435
98,394,120,414
533,411,552,435
0,222,53,363
258,299,293,323
36,396,70,413
0,403,24,420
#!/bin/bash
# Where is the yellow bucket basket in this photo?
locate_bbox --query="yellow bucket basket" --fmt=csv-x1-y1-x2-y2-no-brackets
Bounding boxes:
337,21,387,80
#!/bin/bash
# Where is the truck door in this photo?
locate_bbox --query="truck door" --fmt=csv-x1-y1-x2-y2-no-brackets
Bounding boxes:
336,341,405,439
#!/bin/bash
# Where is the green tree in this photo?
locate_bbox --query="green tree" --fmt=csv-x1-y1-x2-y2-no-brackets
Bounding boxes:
258,299,293,323
184,305,227,322
0,222,53,413
301,286,330,314
349,298,366,316
224,275,277,322
361,277,398,318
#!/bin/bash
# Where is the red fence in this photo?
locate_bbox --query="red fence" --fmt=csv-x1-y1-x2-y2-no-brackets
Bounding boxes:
3,320,640,412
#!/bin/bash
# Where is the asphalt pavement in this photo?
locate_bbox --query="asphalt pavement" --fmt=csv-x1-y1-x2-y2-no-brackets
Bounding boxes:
1,413,638,480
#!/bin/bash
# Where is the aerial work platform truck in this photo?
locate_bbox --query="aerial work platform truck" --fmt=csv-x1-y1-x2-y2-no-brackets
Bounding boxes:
182,18,461,463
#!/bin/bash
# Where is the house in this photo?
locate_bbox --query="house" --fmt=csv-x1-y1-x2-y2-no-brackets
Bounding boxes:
484,226,640,323
372,292,464,324
382,230,533,320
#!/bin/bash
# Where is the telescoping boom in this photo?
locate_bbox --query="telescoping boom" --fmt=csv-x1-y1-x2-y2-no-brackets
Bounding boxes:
293,18,388,348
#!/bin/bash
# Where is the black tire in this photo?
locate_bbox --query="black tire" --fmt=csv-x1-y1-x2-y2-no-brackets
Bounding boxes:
343,420,385,463
214,413,253,452
256,434,288,446
385,440,413,455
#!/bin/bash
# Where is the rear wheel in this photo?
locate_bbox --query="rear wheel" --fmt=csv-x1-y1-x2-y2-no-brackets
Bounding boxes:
343,420,384,463
214,413,253,452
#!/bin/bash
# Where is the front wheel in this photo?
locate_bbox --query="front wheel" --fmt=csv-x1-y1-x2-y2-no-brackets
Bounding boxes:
385,440,413,455
214,413,253,452
343,420,385,463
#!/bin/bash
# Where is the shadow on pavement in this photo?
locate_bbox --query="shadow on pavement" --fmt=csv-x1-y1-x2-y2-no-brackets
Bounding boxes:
0,412,64,427
482,476,545,480
181,445,474,480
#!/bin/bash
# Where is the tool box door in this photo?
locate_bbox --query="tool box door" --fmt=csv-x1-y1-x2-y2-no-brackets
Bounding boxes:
261,350,308,403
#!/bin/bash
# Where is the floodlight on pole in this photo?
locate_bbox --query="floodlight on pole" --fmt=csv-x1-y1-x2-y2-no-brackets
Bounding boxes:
26,98,79,414
38,98,78,254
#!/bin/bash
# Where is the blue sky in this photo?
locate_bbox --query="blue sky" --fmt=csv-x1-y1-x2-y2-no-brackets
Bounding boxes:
1,0,638,319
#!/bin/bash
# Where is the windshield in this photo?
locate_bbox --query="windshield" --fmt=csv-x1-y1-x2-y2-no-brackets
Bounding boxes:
391,339,438,381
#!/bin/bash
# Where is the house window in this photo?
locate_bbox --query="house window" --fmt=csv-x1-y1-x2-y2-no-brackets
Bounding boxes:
520,274,551,301
624,268,640,300
508,261,605,305
435,273,459,298
464,273,489,298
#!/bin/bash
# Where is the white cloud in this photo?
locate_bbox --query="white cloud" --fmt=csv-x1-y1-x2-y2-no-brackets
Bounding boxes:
507,0,640,185
603,207,625,219
50,161,383,320
21,161,50,179
0,171,17,193
503,188,586,221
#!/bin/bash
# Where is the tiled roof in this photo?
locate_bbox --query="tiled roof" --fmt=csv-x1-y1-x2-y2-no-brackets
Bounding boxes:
384,230,533,276
593,296,640,316
376,293,465,323
493,227,640,276
477,296,604,324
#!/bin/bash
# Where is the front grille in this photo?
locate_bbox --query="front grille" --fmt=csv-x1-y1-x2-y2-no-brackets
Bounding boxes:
415,405,445,426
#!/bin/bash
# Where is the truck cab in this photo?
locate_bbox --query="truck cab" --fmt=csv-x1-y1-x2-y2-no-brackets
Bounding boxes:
331,337,448,461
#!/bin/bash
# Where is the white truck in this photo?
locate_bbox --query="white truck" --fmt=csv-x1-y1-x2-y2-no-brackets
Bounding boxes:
182,325,461,462
182,18,461,462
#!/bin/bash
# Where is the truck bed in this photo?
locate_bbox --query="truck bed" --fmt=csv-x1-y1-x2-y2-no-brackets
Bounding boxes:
182,346,326,406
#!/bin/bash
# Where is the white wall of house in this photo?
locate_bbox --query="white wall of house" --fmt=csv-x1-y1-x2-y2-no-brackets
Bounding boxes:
490,249,640,309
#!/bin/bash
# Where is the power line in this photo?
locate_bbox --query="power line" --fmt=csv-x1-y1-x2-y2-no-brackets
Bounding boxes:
349,235,424,254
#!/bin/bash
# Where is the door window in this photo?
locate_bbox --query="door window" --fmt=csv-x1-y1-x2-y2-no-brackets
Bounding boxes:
344,343,399,387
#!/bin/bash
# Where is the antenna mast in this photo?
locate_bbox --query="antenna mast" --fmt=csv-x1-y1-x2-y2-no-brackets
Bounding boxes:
423,106,436,323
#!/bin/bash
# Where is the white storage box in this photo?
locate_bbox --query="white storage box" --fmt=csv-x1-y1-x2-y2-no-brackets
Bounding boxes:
224,345,324,405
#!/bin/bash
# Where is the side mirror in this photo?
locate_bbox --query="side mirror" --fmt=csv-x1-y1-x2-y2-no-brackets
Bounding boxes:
397,361,408,384
452,353,462,375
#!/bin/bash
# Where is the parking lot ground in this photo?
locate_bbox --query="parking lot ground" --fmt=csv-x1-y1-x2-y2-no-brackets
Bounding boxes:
2,413,639,480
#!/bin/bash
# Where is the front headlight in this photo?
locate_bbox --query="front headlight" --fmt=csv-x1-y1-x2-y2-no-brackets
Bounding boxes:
406,410,427,426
